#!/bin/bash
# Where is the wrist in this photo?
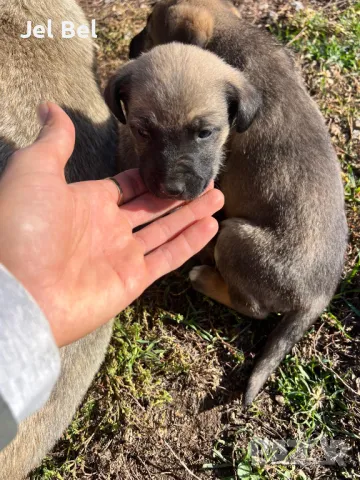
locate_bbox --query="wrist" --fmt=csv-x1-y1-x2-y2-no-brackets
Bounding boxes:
0,261,61,345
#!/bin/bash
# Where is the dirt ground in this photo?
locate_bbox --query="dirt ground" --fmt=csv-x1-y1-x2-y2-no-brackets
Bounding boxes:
32,1,360,479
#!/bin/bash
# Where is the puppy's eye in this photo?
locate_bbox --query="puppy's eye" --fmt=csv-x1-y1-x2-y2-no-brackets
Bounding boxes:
198,129,213,139
137,128,150,139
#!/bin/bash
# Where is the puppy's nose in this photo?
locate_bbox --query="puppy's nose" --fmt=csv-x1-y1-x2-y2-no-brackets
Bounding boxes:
159,182,184,198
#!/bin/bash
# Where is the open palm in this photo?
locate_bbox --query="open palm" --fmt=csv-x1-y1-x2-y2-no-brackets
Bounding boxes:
0,103,223,346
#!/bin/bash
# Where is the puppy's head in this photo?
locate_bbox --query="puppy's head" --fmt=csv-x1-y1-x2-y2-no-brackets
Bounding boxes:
105,43,260,200
129,0,239,59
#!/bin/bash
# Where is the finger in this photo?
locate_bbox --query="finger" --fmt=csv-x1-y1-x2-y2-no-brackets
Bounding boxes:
145,216,219,281
120,180,215,229
97,169,147,206
9,102,75,178
134,189,224,253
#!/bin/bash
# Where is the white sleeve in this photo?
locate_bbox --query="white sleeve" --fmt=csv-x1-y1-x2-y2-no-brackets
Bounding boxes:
0,264,60,450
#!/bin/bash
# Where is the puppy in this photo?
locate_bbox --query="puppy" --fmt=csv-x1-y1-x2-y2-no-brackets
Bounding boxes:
107,7,347,406
106,44,259,199
0,1,118,478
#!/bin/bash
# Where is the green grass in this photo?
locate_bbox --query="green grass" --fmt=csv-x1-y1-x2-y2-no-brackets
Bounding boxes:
203,438,312,480
273,4,360,72
271,4,360,209
276,356,349,438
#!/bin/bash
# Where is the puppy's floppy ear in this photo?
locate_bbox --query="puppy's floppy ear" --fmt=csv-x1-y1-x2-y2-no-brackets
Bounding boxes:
129,27,147,59
226,78,262,133
104,64,134,124
129,13,152,59
166,5,214,47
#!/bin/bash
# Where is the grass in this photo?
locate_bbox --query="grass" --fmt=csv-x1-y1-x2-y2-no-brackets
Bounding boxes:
32,304,193,479
273,4,360,71
276,356,348,438
203,437,314,480
33,1,360,479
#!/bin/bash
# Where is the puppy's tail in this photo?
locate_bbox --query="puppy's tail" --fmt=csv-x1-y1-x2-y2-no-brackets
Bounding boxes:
244,304,325,406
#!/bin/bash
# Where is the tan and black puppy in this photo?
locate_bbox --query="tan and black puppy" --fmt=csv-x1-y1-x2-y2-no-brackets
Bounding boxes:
108,0,348,406
129,0,240,58
106,44,259,200
0,1,118,478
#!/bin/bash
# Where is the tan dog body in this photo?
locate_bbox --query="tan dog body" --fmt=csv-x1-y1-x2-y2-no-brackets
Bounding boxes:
111,0,347,404
0,1,117,478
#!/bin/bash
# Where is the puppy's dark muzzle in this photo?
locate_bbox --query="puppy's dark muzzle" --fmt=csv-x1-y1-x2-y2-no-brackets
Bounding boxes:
140,155,211,200
152,175,208,200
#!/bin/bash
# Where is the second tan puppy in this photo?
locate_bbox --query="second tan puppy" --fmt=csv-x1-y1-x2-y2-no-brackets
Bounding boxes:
106,37,347,406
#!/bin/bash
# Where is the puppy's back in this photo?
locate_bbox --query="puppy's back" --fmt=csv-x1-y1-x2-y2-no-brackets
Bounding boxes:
0,0,118,181
129,0,348,403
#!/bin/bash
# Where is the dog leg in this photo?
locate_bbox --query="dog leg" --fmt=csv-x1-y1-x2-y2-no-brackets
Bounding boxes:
190,265,232,306
189,265,268,318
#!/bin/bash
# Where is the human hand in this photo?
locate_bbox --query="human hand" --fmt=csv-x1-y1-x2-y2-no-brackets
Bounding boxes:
0,103,224,347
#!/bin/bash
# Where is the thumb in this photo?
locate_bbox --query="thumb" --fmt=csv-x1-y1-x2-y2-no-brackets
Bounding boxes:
34,102,76,174
9,102,76,178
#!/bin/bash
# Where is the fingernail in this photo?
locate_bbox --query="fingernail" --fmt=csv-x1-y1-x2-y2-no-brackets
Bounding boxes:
38,102,50,125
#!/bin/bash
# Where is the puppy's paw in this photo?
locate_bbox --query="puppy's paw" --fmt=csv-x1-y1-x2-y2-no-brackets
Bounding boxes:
190,265,235,309
189,265,217,294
